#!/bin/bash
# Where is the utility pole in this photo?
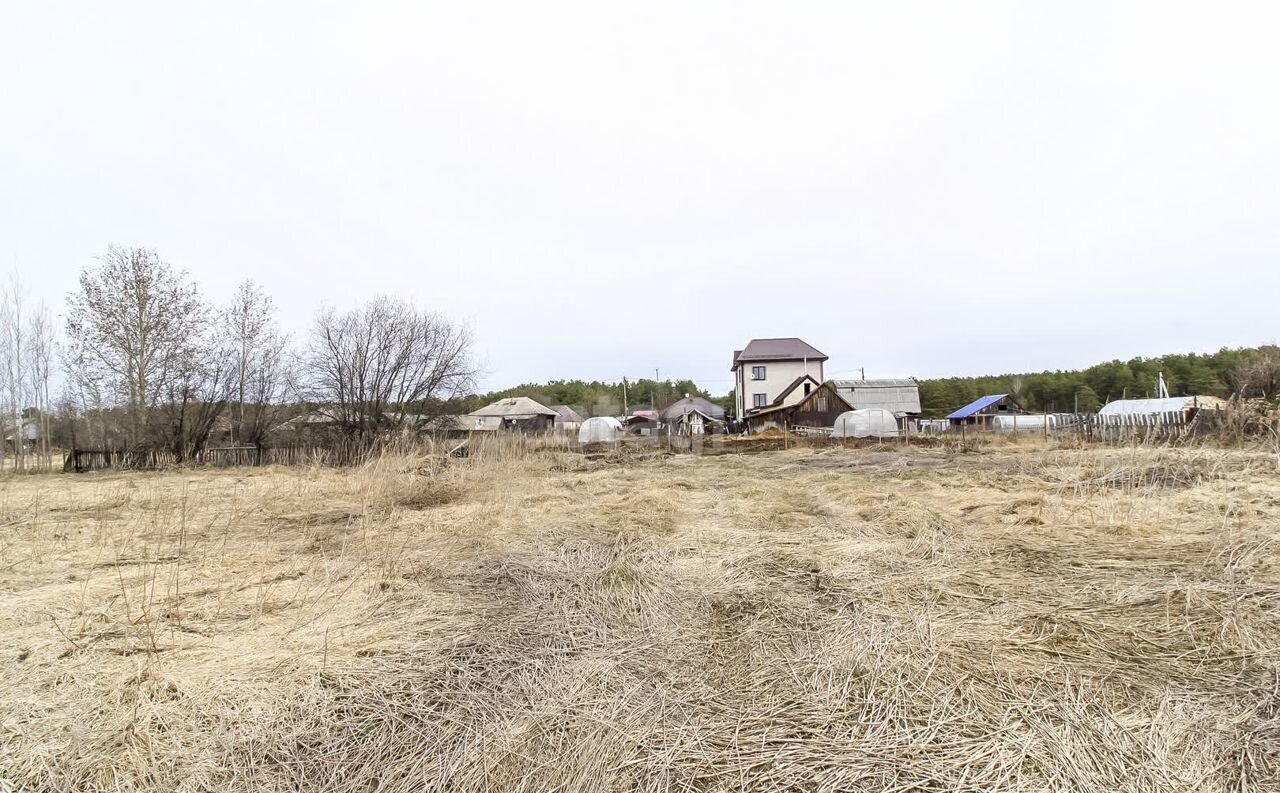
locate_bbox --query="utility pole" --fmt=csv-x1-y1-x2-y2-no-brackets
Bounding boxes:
622,377,628,415
860,367,865,381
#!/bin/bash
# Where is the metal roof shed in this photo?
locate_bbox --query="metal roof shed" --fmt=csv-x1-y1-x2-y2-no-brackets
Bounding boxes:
946,394,1025,424
831,379,921,416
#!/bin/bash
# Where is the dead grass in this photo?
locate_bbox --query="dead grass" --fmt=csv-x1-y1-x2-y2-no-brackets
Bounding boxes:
1,442,1279,791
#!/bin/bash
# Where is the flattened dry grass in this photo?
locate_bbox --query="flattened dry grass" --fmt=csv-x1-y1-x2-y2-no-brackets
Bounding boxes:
1,442,1279,791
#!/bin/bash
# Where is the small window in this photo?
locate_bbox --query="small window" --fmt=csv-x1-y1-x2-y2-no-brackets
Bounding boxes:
803,382,812,395
751,366,766,381
753,393,768,408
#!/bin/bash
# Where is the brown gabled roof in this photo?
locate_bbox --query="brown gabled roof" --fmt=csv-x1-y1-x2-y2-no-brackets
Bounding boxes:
769,374,824,407
746,380,845,419
731,338,827,369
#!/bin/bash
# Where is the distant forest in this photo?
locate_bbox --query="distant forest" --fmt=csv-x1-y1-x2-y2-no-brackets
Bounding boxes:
459,378,722,419
466,346,1280,420
915,345,1279,417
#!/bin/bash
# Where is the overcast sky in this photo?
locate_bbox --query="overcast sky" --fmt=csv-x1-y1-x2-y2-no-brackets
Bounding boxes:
3,3,1277,394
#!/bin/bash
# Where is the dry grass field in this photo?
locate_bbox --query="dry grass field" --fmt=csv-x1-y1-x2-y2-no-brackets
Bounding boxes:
2,441,1278,792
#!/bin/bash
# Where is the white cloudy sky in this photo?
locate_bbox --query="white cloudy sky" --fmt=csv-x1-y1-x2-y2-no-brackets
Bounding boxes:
2,2,1277,393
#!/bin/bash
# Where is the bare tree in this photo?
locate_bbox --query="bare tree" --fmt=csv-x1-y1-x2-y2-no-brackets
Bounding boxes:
157,336,234,461
27,301,55,469
1,273,30,471
304,296,475,442
62,336,112,450
64,246,206,448
223,280,293,448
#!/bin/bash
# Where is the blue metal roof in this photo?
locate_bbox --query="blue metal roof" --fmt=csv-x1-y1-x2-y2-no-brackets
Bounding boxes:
946,394,1008,419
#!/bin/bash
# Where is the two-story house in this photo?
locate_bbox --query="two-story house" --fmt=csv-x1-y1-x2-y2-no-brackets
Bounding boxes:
731,338,828,417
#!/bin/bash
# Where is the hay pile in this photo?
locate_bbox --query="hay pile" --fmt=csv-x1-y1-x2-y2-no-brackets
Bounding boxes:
1,443,1278,791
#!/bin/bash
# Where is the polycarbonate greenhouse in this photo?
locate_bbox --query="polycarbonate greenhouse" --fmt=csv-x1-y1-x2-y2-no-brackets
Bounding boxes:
578,416,623,444
831,409,899,439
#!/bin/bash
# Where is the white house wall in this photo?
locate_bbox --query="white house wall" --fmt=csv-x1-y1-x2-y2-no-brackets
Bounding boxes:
738,360,824,414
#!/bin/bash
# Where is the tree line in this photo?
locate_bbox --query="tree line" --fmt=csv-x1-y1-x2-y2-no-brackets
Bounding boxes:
915,346,1280,418
29,245,477,463
461,378,724,420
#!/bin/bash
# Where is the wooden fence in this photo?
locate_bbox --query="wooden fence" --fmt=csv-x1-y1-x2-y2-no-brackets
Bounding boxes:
63,442,388,472
1056,409,1226,443
60,408,1239,472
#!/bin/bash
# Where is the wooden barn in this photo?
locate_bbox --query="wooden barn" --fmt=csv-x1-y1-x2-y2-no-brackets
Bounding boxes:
744,381,850,434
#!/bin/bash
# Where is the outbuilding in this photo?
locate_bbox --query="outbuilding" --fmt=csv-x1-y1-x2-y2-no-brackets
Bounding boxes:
830,379,921,417
550,405,584,434
744,381,850,434
945,394,1025,427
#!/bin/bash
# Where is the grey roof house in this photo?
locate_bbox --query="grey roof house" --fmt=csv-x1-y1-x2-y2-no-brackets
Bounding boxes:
662,395,726,435
469,397,559,432
731,338,828,418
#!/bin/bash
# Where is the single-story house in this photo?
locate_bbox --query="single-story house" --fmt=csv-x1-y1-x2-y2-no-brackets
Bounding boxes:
831,378,921,417
469,397,558,432
662,395,726,435
946,394,1026,426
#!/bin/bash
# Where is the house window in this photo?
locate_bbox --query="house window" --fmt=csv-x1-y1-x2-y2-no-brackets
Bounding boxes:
803,382,812,396
751,366,766,381
753,393,768,408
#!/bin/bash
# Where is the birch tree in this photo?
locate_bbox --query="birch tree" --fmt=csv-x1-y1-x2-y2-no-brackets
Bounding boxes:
223,280,293,447
1,274,30,471
27,301,54,468
65,246,206,449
